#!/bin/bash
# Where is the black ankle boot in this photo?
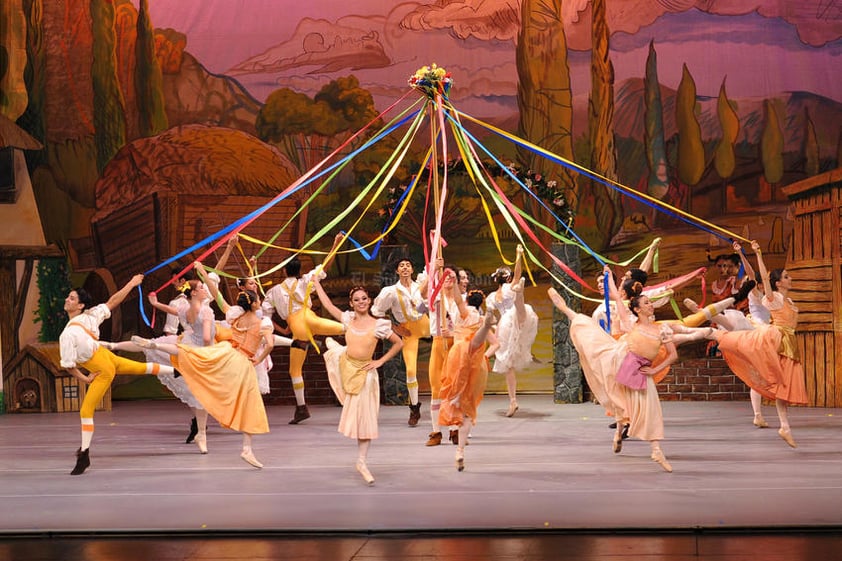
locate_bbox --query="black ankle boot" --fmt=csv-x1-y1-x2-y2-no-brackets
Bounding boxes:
289,404,310,424
71,448,91,475
186,417,199,443
408,402,422,426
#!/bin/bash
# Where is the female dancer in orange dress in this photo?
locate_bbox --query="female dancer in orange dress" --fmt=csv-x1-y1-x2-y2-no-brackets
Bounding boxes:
312,281,403,486
708,240,808,447
134,278,271,468
438,287,498,472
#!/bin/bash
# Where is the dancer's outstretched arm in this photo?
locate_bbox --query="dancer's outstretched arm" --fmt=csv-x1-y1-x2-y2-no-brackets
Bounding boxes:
148,291,178,316
311,277,343,322
751,240,773,297
196,261,231,313
106,274,144,311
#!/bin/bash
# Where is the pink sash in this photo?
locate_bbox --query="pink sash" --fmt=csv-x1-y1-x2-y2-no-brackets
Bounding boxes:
615,352,651,390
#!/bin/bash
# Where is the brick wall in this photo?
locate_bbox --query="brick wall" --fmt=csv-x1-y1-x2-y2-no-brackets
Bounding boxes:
659,356,750,401
263,342,339,406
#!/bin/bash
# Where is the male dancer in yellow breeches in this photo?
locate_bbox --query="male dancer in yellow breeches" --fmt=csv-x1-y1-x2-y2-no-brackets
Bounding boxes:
371,257,430,426
59,274,174,475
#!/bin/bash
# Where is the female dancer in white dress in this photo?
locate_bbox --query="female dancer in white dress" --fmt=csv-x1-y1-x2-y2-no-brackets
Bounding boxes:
312,280,403,485
485,244,538,417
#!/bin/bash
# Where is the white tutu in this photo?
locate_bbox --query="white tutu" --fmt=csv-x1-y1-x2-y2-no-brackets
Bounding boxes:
145,334,204,410
492,304,539,373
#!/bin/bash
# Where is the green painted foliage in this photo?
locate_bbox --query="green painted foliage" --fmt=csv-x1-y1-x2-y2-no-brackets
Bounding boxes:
90,0,127,173
34,258,72,342
644,40,668,199
135,0,168,137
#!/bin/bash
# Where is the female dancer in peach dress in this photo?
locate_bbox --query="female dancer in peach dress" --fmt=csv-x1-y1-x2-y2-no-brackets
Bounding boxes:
134,281,271,468
312,281,404,486
549,278,682,472
438,287,498,472
708,240,808,447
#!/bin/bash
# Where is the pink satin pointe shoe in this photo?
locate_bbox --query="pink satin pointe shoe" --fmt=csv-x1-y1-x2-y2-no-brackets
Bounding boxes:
778,428,797,448
455,449,465,472
130,335,157,350
612,430,623,453
195,431,208,454
356,460,374,485
241,449,263,468
753,414,769,428
505,401,519,417
651,449,673,473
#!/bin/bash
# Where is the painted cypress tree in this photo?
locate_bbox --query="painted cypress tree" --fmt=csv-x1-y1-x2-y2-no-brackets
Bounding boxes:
90,0,127,173
644,41,669,200
713,79,739,180
676,64,705,186
135,0,167,137
588,0,622,246
802,107,819,176
760,99,784,185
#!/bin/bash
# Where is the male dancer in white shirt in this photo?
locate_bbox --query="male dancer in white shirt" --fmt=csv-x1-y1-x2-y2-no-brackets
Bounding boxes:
60,274,174,475
371,258,429,426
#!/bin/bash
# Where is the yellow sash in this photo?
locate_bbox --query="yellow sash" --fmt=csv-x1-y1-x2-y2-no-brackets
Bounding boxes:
776,325,800,362
339,354,369,395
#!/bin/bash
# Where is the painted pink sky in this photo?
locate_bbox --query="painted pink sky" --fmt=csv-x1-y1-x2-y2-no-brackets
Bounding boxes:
140,0,842,114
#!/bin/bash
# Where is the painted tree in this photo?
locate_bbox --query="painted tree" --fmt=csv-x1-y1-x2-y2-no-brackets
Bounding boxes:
713,79,739,180
90,0,127,174
587,0,622,248
0,0,28,119
17,0,45,155
134,0,167,137
516,0,577,215
675,64,705,186
34,258,72,342
802,107,819,176
256,76,377,175
760,99,784,185
644,41,668,200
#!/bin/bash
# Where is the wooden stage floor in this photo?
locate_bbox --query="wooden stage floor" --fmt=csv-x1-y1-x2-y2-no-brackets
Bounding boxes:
1,395,840,559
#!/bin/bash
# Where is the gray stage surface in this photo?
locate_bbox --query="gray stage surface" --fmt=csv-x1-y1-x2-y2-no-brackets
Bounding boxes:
1,395,840,534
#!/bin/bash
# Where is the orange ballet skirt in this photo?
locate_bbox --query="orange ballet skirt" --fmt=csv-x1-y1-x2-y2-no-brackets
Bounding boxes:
172,341,269,434
438,310,488,427
716,294,807,405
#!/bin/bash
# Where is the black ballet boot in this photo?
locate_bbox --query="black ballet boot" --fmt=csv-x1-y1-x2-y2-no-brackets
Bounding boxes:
408,402,422,426
289,404,311,425
185,417,198,443
71,448,90,476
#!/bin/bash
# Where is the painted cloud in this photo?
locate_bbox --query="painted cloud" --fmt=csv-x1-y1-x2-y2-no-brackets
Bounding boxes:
398,0,842,48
